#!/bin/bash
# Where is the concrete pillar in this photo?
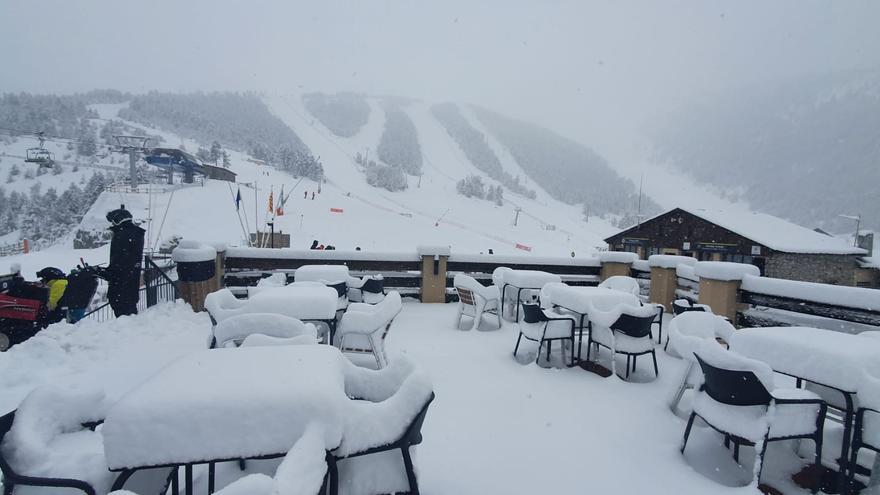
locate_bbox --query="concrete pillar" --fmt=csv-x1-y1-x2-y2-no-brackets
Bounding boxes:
694,261,761,323
598,252,638,281
418,246,450,303
173,241,219,312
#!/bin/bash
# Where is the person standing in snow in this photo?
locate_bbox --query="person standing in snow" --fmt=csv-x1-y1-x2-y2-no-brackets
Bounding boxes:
310,240,319,250
36,267,68,324
304,190,308,199
311,191,315,200
97,207,145,317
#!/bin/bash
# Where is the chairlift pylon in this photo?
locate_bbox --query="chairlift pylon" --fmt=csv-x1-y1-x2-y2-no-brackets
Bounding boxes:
23,132,54,168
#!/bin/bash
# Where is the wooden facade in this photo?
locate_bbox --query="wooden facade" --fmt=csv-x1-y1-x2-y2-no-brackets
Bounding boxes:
605,208,771,272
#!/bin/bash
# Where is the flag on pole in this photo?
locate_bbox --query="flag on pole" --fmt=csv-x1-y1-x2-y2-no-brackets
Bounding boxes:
235,188,242,211
268,187,274,213
277,185,284,216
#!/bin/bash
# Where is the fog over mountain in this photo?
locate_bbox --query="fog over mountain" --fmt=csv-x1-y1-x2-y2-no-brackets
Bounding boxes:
1,1,879,231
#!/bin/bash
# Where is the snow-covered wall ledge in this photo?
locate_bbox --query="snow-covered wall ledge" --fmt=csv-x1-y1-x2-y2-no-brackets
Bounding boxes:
598,251,639,264
694,261,760,282
649,254,698,269
741,274,880,311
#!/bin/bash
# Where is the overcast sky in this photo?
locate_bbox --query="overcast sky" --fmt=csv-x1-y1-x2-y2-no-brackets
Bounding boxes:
2,0,878,159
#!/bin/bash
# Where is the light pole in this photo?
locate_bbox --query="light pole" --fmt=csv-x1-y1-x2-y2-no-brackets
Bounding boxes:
839,214,861,247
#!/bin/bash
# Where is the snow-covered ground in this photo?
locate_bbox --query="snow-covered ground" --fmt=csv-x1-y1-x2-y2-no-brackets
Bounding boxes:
0,301,826,494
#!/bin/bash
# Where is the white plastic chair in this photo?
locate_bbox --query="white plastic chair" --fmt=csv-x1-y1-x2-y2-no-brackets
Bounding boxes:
453,274,501,331
335,291,403,369
492,266,512,301
666,311,735,412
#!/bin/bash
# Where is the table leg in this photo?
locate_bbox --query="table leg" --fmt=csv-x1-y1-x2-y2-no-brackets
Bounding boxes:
185,464,193,495
500,284,509,320
208,462,215,493
329,319,336,346
515,287,524,322
839,393,855,494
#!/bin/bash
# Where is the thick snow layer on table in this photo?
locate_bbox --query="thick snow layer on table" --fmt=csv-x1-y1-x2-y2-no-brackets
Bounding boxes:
172,240,217,263
543,285,640,315
240,334,319,348
102,346,350,469
206,286,338,321
649,254,698,269
1,384,113,493
213,313,317,347
598,276,641,296
294,265,350,284
694,261,760,281
597,251,638,264
730,326,880,392
501,270,561,288
741,274,880,311
587,301,657,328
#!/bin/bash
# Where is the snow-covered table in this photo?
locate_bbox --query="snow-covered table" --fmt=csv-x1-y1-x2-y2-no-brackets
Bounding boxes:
102,346,350,490
730,326,880,492
542,286,642,363
500,270,562,321
249,285,340,343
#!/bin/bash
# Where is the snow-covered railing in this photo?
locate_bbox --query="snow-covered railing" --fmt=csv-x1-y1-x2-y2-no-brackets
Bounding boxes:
675,264,700,303
0,239,29,257
738,275,880,329
222,248,603,301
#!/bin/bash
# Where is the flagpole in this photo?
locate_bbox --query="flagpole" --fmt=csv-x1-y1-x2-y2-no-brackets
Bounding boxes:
228,182,249,246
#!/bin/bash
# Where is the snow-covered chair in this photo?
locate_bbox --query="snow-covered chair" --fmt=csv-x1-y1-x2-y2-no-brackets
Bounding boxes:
586,303,659,379
514,303,576,366
0,386,114,495
347,275,386,304
204,288,246,326
335,291,403,369
211,313,318,348
672,298,712,316
330,367,435,495
453,274,501,331
849,372,880,488
598,275,641,296
666,312,736,412
492,266,512,300
681,342,826,490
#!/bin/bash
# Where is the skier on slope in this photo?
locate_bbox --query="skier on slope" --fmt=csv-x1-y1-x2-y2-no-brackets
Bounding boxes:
94,207,145,317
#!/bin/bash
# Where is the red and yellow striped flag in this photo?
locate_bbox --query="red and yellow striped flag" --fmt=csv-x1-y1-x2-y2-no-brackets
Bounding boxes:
268,187,274,212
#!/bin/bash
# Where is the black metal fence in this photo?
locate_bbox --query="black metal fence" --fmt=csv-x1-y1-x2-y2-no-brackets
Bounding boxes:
83,256,178,323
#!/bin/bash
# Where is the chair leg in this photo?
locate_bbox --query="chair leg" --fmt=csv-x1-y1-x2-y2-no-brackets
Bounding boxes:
402,446,420,495
651,350,659,377
681,412,697,453
328,455,339,495
586,335,592,361
4,482,12,495
734,442,740,463
514,332,523,357
632,355,638,373
546,340,552,361
625,355,631,379
496,307,502,328
754,435,770,485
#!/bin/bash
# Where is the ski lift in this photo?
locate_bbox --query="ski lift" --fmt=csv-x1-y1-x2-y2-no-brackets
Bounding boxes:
24,132,54,167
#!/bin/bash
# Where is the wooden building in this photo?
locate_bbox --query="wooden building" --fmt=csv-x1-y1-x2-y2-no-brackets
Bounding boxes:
605,207,868,285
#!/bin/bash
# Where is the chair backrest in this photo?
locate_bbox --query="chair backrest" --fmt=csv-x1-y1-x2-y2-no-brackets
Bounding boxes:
340,291,403,334
598,276,641,296
327,281,347,298
361,277,384,294
457,286,476,307
694,353,773,407
213,313,317,348
492,267,512,291
401,392,435,447
0,410,17,480
673,299,706,316
521,303,549,324
610,312,655,338
294,265,350,284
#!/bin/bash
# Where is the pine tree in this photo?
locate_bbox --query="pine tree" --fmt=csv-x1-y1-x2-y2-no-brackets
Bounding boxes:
76,120,98,156
222,151,231,169
210,141,222,163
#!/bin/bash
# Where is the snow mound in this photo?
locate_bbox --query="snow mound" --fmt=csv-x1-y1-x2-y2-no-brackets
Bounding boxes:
741,274,880,311
693,261,759,281
598,251,638,264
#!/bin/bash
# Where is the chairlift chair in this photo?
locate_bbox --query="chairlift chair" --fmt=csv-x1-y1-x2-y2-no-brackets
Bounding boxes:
24,132,54,167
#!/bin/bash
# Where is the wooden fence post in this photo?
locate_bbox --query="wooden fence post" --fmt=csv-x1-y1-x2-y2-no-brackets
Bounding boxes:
418,246,450,303
694,261,760,322
649,255,698,312
173,242,219,312
598,251,638,281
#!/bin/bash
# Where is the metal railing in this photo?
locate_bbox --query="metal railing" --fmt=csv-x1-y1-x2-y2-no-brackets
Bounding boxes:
83,256,178,323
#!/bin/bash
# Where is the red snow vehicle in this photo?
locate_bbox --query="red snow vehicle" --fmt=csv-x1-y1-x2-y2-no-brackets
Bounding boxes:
0,273,49,351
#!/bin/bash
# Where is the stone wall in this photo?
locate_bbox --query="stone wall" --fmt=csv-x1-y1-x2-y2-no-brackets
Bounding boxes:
764,253,860,285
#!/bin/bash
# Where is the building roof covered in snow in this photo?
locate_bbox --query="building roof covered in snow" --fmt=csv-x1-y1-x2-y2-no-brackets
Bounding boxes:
607,207,866,255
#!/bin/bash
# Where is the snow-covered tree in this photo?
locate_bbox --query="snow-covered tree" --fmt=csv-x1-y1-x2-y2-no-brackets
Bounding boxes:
365,162,407,191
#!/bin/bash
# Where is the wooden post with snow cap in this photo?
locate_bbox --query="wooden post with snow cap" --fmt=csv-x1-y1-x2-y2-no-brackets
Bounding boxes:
598,251,638,281
649,255,697,312
418,245,450,303
695,261,760,322
213,243,227,290
172,241,219,312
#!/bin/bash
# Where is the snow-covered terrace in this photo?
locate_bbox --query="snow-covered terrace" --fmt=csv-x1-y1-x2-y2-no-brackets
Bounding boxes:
0,300,833,494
